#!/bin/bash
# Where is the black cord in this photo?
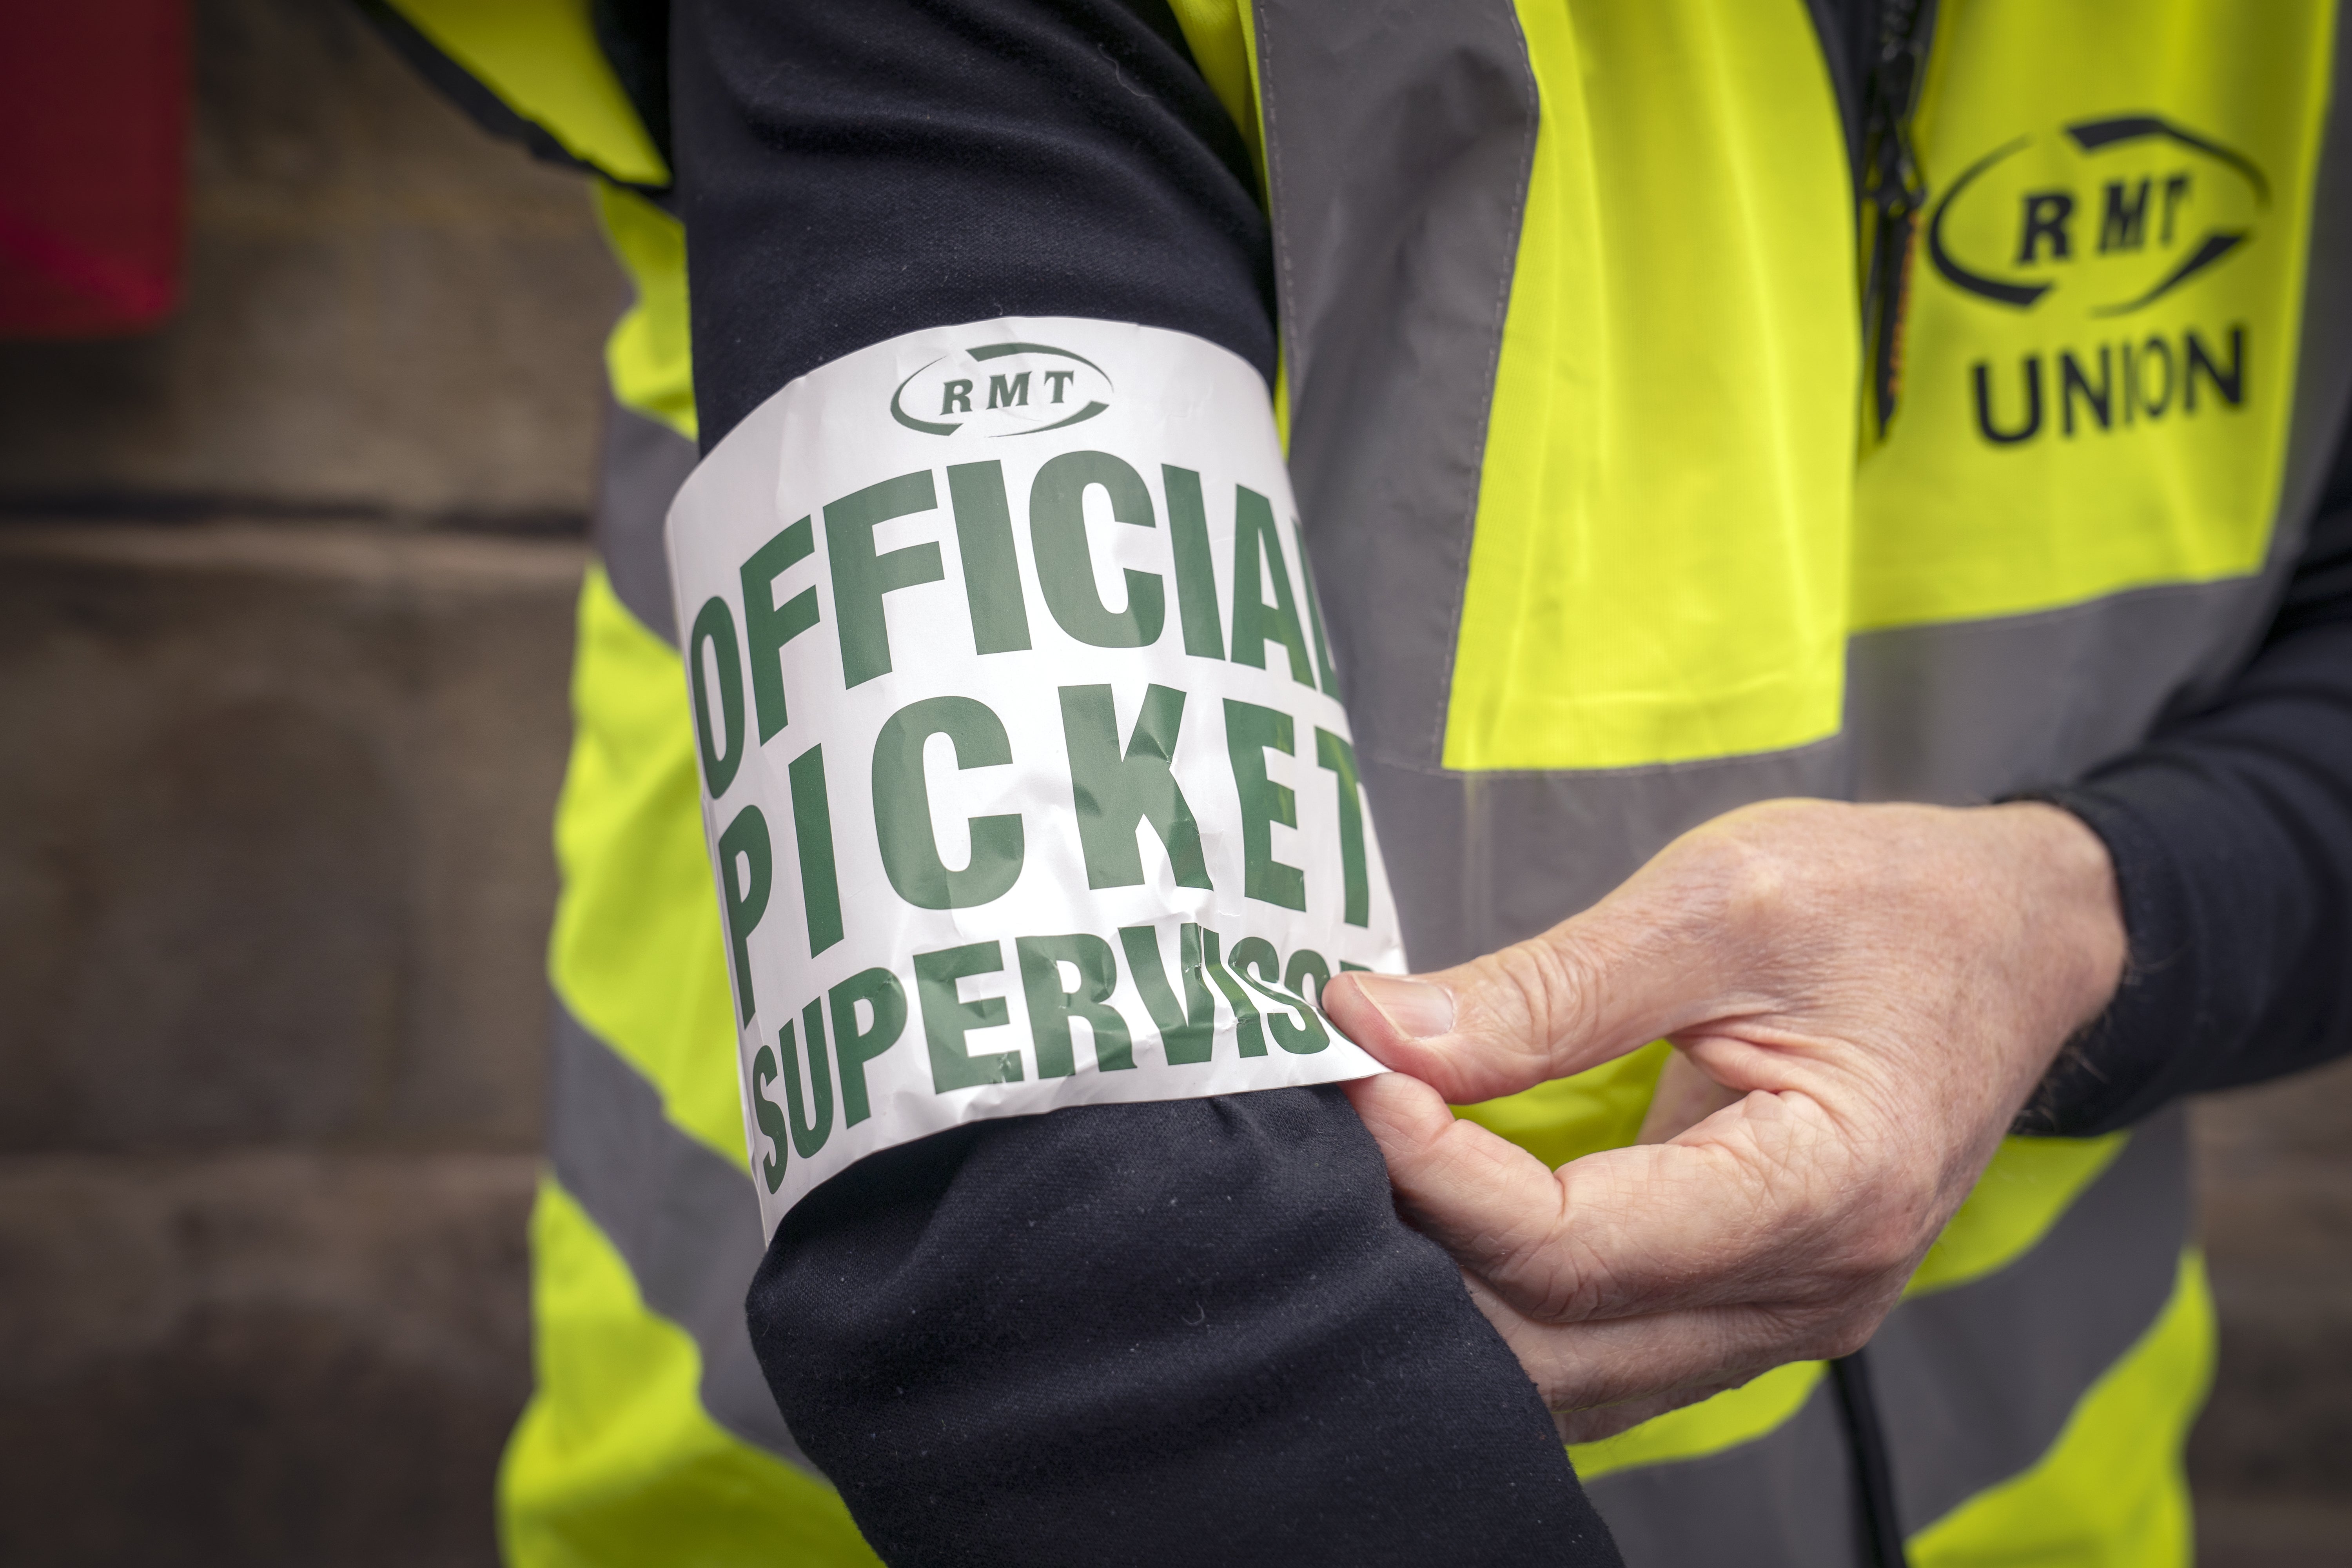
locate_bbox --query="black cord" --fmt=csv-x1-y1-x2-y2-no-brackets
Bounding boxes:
1830,1348,1913,1568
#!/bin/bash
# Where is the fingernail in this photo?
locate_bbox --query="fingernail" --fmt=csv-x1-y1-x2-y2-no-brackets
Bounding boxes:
1350,974,1456,1040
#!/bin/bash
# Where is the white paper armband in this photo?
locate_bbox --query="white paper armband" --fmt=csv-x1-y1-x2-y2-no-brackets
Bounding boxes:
666,317,1405,1232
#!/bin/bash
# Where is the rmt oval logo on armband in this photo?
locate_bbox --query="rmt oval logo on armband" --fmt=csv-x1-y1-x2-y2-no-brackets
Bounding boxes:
890,341,1114,438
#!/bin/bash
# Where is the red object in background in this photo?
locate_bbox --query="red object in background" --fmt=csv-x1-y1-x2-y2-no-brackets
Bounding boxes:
0,0,190,337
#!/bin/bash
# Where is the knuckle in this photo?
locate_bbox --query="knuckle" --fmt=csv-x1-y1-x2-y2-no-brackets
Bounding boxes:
1814,1314,1879,1361
1657,825,1808,946
1492,1193,1613,1323
1478,935,1603,1058
1684,798,1904,930
1691,811,1794,889
1828,1200,1930,1285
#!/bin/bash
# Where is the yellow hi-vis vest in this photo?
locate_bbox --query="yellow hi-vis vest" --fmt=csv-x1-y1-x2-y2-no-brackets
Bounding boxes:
383,1,2349,1563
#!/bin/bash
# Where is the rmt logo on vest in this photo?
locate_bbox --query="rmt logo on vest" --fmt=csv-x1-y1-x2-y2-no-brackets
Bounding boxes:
890,341,1114,439
1925,114,2263,446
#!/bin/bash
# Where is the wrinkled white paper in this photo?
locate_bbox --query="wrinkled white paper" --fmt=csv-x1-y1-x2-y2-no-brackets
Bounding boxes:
667,318,1403,1232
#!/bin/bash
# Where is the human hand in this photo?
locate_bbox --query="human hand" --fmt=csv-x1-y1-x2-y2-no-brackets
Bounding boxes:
1326,799,2126,1441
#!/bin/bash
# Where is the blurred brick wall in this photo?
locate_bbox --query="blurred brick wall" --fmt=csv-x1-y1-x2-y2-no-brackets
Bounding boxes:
2194,1065,2352,1567
0,4,2346,1567
0,2,606,1563
0,0,616,523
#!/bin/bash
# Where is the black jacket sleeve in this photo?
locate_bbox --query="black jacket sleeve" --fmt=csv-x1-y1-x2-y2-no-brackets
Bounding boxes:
668,2,1615,1563
2026,414,2352,1136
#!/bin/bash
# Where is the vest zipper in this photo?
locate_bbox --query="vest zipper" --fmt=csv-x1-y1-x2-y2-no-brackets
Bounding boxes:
1860,0,1937,436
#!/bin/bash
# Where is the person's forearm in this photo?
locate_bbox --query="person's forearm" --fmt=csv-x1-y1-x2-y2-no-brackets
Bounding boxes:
2026,461,2352,1135
755,1090,1610,1566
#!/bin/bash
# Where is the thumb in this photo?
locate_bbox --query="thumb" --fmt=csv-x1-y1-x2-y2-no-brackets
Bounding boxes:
1325,906,1721,1105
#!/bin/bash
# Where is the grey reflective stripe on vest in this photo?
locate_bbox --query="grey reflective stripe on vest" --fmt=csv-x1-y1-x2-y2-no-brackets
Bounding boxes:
1875,1110,2189,1533
1253,0,1852,963
1847,582,2287,804
594,396,697,646
1589,1376,1862,1568
1254,0,1536,784
548,1001,821,1475
1586,1111,2190,1564
1363,742,1847,967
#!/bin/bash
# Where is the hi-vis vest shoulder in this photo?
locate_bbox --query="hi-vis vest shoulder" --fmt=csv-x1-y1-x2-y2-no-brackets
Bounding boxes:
376,2,2350,1564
